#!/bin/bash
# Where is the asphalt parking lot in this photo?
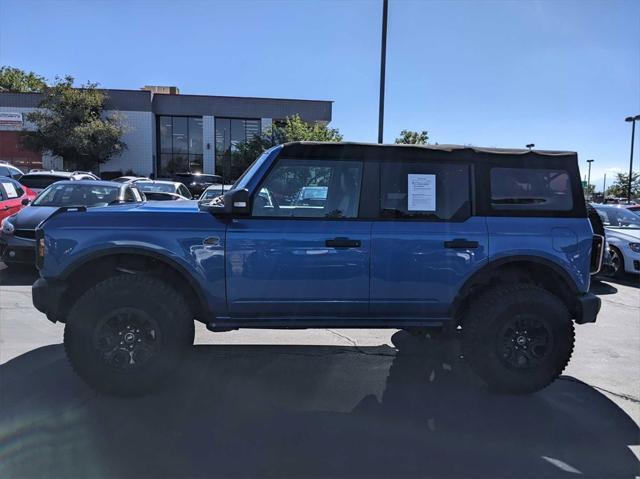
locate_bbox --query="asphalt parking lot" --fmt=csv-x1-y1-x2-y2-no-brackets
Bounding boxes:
0,263,638,478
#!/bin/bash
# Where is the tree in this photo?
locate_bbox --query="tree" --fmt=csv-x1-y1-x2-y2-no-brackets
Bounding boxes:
21,76,127,171
0,66,47,92
605,171,640,199
228,115,343,181
394,129,429,145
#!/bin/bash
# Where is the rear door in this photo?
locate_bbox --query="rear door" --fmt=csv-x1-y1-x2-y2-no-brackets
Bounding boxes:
0,180,24,218
370,158,488,318
226,156,370,318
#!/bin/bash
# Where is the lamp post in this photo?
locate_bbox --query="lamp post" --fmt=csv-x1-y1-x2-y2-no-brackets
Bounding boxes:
586,159,594,200
526,143,535,150
625,115,640,203
378,0,388,144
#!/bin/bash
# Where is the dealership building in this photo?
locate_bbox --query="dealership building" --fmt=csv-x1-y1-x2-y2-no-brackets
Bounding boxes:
0,86,332,180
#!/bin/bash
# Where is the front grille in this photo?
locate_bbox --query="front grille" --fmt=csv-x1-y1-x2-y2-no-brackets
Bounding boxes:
14,229,36,240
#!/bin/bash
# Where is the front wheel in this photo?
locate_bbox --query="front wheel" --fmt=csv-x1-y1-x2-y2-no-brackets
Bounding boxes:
606,246,626,278
462,284,574,394
64,275,195,396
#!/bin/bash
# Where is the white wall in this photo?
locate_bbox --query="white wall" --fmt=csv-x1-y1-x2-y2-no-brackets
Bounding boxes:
100,110,154,176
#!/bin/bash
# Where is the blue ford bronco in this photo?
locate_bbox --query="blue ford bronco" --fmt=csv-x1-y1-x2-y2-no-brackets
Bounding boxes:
32,142,603,396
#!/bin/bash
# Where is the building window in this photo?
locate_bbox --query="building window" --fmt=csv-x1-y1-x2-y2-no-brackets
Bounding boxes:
215,118,261,182
157,116,203,177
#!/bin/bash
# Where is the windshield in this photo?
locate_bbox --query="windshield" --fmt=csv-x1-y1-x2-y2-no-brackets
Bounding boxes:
32,184,120,207
594,206,640,229
136,182,176,194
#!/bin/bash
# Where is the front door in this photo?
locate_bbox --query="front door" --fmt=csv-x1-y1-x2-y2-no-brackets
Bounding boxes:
370,159,488,318
226,157,370,318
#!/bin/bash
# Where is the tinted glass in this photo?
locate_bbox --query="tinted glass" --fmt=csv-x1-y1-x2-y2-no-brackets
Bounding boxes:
490,168,573,211
379,161,470,220
252,158,363,218
215,117,261,183
0,166,9,177
33,184,120,207
124,188,136,202
20,175,67,189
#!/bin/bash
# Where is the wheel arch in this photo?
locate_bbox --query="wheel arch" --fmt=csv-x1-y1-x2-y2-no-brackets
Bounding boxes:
56,247,210,323
451,255,580,324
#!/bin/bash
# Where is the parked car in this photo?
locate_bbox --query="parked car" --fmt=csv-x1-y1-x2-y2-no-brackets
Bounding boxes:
142,191,190,201
32,142,603,397
112,176,148,183
18,171,98,194
1,180,143,268
592,204,640,277
624,204,640,215
0,177,36,223
172,173,223,198
134,180,192,199
197,183,234,204
0,161,24,180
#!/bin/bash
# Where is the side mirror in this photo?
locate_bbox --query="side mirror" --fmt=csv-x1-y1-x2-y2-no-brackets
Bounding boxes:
21,198,30,206
199,188,250,216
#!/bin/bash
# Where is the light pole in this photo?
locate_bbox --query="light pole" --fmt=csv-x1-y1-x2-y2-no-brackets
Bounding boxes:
378,0,388,144
603,173,607,199
625,115,640,203
587,159,594,200
526,143,535,150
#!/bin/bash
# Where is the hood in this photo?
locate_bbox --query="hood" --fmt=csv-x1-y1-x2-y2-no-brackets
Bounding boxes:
8,206,58,230
605,226,640,242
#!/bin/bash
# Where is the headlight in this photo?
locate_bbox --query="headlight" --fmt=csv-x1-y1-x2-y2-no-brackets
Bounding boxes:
1,217,15,235
629,242,640,253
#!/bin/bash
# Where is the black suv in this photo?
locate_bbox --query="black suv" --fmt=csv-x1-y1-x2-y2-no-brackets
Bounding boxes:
172,173,222,198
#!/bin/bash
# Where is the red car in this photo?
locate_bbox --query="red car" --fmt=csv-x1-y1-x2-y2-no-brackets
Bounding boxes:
0,177,36,223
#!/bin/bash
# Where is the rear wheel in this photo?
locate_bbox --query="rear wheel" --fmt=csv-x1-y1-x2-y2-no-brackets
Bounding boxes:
462,284,574,394
64,274,195,396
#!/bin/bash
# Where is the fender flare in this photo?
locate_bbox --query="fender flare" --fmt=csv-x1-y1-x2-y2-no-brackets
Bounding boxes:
60,246,210,317
450,255,579,317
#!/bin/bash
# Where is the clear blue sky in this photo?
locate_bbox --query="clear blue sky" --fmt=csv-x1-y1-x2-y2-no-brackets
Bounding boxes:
1,0,638,190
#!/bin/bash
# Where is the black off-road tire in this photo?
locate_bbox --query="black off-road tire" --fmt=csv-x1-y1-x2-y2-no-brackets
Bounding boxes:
64,274,195,396
462,284,574,394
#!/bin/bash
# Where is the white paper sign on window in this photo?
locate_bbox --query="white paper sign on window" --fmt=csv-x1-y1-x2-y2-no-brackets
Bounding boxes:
407,174,436,211
2,182,18,198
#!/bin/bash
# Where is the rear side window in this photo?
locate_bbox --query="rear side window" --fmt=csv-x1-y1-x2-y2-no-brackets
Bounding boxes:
1,181,23,199
379,162,471,220
20,175,65,190
490,168,572,211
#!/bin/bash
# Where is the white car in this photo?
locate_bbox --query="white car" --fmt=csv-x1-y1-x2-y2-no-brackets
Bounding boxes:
593,204,640,277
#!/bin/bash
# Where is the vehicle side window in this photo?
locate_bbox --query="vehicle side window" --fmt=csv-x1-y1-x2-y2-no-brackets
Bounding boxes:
0,181,20,199
490,168,572,211
124,188,136,202
0,166,9,177
379,161,470,220
9,166,23,179
179,185,192,199
252,158,363,219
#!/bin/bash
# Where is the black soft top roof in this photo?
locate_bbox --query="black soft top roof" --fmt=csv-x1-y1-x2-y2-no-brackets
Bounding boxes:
279,141,577,161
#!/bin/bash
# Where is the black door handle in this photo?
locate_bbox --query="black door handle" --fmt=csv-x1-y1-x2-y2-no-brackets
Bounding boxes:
326,237,361,248
444,239,479,249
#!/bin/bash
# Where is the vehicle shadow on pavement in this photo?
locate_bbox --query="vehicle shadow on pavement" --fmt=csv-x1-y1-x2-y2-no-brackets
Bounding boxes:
0,263,38,286
0,336,638,479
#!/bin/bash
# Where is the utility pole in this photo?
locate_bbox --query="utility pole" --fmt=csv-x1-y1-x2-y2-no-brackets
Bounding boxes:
587,159,594,201
603,173,607,198
377,0,388,144
625,115,640,203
